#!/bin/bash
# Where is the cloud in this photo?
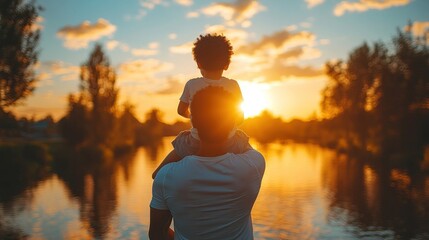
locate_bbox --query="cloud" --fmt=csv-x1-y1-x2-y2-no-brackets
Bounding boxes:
57,18,116,49
33,61,79,87
334,0,410,16
106,40,119,50
169,26,249,55
404,21,429,44
263,64,324,82
117,59,177,97
135,0,169,19
170,41,193,54
154,77,184,95
229,28,323,82
276,47,304,61
131,42,160,56
36,61,80,82
305,0,325,8
319,38,330,45
106,40,130,52
186,11,200,18
35,72,54,87
140,0,165,9
201,0,265,27
204,25,249,47
300,22,312,28
149,42,160,49
174,0,193,6
168,33,177,40
118,59,174,83
237,29,316,56
131,48,158,56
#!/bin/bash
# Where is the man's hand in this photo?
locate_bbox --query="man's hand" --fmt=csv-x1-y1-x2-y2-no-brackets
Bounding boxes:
149,208,174,240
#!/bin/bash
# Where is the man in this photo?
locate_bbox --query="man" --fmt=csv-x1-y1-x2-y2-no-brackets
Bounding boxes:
149,86,265,240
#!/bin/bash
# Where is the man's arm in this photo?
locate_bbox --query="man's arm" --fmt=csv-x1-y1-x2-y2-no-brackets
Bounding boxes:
177,101,190,118
149,208,174,240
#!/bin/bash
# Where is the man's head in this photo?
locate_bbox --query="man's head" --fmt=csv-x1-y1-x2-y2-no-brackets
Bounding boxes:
191,86,240,144
192,34,233,71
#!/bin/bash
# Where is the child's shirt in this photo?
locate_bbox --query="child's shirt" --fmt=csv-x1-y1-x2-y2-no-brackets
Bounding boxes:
179,77,243,140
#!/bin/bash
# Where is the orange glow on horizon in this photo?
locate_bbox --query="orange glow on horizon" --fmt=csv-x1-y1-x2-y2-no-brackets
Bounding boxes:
240,82,270,118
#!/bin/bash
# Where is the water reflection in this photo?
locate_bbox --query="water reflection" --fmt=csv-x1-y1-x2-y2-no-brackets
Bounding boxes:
0,138,428,239
322,154,429,239
56,158,118,238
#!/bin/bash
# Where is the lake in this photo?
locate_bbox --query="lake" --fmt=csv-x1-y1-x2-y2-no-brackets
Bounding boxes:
1,138,429,239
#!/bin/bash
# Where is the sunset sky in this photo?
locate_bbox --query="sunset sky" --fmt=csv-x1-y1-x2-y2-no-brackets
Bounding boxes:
13,0,429,123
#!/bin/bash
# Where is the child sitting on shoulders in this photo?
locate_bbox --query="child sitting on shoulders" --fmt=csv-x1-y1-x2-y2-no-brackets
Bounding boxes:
152,33,252,178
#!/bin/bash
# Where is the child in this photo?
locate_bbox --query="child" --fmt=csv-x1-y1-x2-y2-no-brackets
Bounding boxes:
152,33,252,179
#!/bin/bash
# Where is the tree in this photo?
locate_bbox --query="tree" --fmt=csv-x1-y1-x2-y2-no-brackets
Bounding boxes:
59,94,89,147
115,102,140,147
80,44,118,146
321,43,384,150
0,107,20,137
0,0,41,107
321,26,429,162
135,109,164,145
143,109,164,139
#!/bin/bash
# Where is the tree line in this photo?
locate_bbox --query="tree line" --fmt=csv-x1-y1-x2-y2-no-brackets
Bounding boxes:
321,28,428,165
0,0,427,166
242,29,428,168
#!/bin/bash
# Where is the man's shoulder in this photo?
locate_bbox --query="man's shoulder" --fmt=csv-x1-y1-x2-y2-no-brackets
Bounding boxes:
238,149,264,159
153,163,173,184
154,156,197,181
234,149,265,174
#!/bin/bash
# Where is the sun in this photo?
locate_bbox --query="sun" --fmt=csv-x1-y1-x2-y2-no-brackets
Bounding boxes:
240,82,269,118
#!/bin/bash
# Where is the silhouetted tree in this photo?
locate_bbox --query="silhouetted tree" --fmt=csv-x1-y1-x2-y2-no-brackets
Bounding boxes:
0,0,41,107
115,102,140,147
80,44,118,146
59,94,89,147
322,43,389,150
136,109,164,145
382,30,429,158
0,108,19,137
321,26,429,163
241,110,286,142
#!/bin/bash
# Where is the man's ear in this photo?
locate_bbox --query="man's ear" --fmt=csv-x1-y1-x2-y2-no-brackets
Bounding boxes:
197,62,202,69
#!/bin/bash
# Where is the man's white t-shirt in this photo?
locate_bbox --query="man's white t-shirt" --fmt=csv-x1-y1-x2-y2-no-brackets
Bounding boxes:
150,150,265,240
179,77,243,140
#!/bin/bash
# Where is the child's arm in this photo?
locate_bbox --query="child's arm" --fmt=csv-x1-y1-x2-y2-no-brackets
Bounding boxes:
152,150,182,179
177,101,190,118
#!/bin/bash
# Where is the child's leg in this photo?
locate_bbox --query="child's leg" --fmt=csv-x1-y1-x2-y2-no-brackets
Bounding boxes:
227,129,253,154
152,130,200,179
152,149,181,179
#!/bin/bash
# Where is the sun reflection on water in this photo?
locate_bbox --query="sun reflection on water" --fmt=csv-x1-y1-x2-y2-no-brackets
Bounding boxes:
1,138,429,239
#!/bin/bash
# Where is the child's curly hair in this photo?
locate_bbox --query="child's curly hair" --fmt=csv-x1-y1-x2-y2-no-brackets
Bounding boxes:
192,34,234,71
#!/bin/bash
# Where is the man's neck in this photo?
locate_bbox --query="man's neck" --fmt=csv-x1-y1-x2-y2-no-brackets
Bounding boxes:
197,142,228,157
